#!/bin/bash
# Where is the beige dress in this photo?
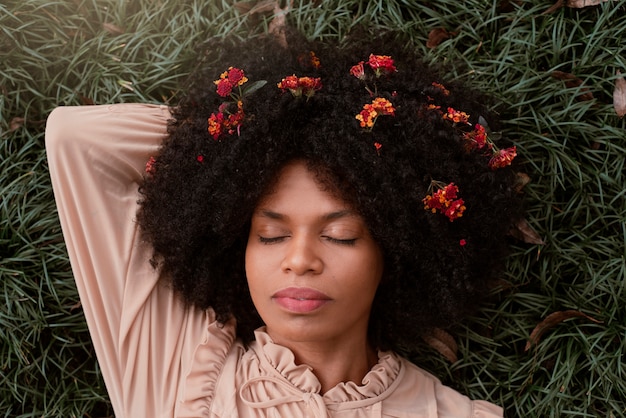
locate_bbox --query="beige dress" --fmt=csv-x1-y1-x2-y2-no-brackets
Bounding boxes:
45,104,504,418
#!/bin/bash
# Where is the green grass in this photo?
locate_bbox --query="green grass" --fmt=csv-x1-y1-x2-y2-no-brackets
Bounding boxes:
1,0,625,416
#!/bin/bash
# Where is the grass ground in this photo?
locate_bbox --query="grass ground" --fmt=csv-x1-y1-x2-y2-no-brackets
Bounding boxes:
1,0,625,417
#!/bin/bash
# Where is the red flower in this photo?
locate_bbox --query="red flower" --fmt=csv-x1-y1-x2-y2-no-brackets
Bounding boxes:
374,142,382,155
215,78,233,97
145,156,156,175
462,124,489,150
278,75,322,99
423,182,466,222
208,101,245,140
444,199,466,221
226,67,246,86
277,75,299,90
214,67,248,97
350,61,366,80
459,239,467,246
196,155,204,163
367,54,396,76
489,146,517,169
442,183,459,199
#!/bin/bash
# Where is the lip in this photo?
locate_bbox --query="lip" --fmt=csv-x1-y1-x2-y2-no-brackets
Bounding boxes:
272,287,332,314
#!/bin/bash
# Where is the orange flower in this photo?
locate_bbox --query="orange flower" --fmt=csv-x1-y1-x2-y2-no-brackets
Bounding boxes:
208,112,225,139
298,51,322,69
443,107,470,124
372,98,395,115
299,77,323,98
432,82,450,96
309,51,321,69
356,104,377,128
356,98,395,129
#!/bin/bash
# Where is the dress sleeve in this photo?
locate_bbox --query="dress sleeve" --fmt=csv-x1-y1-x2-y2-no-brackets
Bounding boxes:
46,104,224,418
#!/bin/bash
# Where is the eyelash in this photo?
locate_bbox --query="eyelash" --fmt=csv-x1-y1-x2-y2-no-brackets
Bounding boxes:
324,236,357,246
258,236,285,244
258,236,357,246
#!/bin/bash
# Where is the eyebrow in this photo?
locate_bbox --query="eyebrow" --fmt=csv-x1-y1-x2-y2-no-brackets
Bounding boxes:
256,209,357,221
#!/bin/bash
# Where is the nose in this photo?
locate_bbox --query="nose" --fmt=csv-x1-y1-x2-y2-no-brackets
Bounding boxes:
280,234,323,275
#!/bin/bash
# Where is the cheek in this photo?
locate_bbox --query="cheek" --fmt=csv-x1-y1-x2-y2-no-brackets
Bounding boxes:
244,242,273,291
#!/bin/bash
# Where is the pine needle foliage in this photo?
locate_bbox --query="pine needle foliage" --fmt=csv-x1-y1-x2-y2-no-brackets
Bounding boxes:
1,0,624,416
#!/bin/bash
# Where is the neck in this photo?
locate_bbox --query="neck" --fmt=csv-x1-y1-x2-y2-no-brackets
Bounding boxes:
270,333,379,394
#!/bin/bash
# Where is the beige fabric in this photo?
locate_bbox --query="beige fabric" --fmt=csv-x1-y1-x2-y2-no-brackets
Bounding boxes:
46,103,504,418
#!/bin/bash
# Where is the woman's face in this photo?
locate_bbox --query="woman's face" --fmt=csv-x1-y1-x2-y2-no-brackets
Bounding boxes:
245,161,384,348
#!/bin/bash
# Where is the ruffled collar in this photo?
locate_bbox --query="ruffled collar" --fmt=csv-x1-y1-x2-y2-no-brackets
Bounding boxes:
238,327,405,413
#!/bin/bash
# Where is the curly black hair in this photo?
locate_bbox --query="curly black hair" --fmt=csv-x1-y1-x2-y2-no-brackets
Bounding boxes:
137,31,523,352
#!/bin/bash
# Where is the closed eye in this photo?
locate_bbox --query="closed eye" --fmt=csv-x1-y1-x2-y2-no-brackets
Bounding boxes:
323,236,357,246
258,236,288,244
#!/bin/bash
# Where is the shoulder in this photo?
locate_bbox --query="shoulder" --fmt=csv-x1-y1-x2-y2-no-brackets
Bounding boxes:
384,357,503,418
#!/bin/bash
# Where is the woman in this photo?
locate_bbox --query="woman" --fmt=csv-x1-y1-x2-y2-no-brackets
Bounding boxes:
46,32,521,417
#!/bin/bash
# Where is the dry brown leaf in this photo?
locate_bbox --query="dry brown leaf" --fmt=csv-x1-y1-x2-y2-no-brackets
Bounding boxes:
525,310,602,351
509,218,545,245
514,172,531,193
78,93,95,106
551,71,594,101
426,28,450,49
423,328,458,363
614,70,626,118
69,300,82,311
10,117,25,132
567,0,610,7
268,1,291,48
102,22,124,35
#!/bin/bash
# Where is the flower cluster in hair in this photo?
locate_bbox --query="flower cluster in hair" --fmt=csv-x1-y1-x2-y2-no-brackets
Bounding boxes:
298,50,321,69
423,182,466,222
426,82,518,170
277,75,322,100
418,82,519,222
137,33,524,350
350,54,398,151
207,67,267,141
350,54,397,81
356,97,395,129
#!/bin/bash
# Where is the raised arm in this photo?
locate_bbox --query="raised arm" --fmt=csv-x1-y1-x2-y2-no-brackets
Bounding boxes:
46,104,215,417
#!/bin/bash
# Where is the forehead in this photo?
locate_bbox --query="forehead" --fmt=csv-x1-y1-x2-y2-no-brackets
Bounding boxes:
255,160,353,212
